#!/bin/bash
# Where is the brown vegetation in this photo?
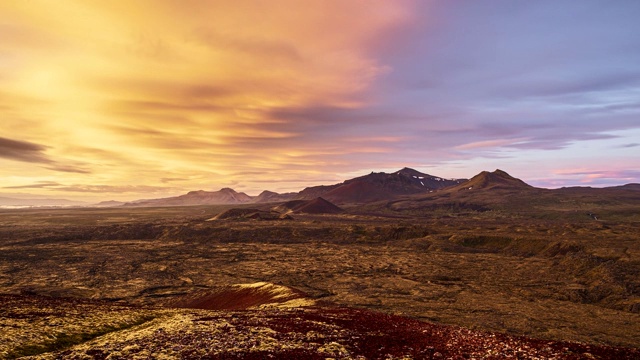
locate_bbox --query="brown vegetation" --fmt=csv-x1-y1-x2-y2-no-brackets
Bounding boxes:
0,170,639,358
2,293,638,359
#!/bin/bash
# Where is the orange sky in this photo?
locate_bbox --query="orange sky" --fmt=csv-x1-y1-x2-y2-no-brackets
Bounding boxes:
0,1,415,200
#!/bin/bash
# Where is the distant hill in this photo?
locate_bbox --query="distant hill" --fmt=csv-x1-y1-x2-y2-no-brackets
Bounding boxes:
274,197,343,214
124,188,252,207
295,184,341,200
252,190,297,203
94,200,126,207
445,169,533,192
297,168,465,204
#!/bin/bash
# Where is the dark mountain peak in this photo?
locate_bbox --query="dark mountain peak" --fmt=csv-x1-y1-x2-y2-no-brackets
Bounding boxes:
491,169,512,177
306,196,337,207
273,197,343,214
293,197,343,214
259,190,278,196
394,167,426,177
463,169,532,190
219,187,238,193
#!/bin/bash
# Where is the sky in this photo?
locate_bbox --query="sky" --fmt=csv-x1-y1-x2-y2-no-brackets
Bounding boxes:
1,0,639,202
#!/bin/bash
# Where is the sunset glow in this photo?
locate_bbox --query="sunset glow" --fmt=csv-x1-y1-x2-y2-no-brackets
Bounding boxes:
1,1,639,201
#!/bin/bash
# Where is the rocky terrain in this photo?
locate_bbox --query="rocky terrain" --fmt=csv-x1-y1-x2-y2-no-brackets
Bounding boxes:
1,169,639,358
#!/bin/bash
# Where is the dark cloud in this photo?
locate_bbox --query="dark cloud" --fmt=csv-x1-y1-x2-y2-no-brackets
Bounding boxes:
44,164,91,174
0,136,50,163
0,136,91,173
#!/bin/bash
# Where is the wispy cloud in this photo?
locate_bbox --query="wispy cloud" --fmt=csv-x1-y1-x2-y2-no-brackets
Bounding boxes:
4,182,174,194
3,181,61,189
455,138,530,150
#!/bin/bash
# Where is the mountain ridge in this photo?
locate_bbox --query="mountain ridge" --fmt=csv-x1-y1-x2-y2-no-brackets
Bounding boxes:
297,168,465,204
33,168,638,208
124,187,253,207
118,167,465,207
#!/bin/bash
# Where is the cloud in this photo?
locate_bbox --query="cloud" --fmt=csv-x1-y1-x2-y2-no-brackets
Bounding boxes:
554,169,640,178
455,138,530,150
160,177,189,184
0,137,90,173
4,181,174,194
3,181,61,189
547,169,640,187
0,136,50,163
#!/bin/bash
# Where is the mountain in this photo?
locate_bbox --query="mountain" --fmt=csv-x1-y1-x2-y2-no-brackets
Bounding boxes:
376,169,548,213
381,169,640,221
94,168,464,208
124,188,252,207
252,190,297,203
296,184,341,200
297,168,465,204
394,167,466,189
444,169,533,192
273,197,343,214
385,169,537,210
